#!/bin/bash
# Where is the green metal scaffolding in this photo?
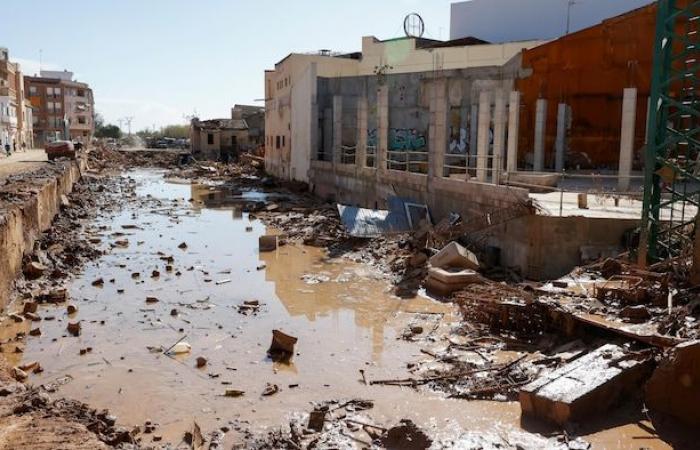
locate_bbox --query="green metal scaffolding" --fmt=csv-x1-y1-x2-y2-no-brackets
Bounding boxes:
639,0,700,264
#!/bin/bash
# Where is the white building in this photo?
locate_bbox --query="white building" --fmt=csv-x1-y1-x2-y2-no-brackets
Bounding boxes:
450,0,654,43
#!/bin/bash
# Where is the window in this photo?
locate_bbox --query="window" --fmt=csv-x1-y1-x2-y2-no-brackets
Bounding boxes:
78,116,87,125
207,133,214,145
284,78,288,87
77,89,85,97
29,86,37,96
282,136,286,147
275,136,280,149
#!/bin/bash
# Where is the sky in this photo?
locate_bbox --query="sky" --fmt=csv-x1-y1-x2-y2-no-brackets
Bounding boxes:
2,0,454,132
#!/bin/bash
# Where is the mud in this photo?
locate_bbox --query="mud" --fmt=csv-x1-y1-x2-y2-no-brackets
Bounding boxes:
0,154,695,449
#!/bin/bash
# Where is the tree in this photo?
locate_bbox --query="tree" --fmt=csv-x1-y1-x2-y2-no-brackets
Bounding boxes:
135,124,190,140
95,124,122,139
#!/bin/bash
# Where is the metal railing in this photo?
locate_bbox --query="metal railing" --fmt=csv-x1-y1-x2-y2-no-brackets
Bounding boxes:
366,145,376,168
387,150,429,174
340,145,356,165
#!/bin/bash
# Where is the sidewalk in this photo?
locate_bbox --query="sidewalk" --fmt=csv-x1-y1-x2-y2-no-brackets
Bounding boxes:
0,149,48,180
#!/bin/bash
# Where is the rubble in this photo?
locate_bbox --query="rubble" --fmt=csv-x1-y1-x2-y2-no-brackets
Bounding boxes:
519,344,653,425
645,339,700,426
268,329,297,359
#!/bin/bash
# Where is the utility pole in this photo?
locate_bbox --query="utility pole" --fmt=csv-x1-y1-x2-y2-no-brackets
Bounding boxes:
117,118,125,134
566,0,578,35
124,116,134,136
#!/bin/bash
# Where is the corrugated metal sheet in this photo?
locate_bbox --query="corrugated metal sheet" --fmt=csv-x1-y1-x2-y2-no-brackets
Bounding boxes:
338,200,413,238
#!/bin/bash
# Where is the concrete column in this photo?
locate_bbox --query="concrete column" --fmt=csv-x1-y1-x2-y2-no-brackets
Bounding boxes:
357,97,368,169
332,95,343,166
533,98,547,172
507,91,520,173
469,103,479,168
618,88,638,191
555,103,568,173
377,85,389,173
492,90,507,184
476,91,491,182
429,79,448,180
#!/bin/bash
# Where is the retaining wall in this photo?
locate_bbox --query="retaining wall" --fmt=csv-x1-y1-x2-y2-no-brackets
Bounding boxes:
0,158,85,310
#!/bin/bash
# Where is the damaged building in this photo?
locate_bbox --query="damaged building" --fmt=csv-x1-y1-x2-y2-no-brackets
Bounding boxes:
262,4,669,281
190,104,264,161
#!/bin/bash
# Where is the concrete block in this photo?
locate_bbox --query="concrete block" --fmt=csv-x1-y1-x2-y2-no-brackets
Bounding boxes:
429,242,480,271
427,267,480,285
520,344,652,425
259,235,278,252
646,340,700,427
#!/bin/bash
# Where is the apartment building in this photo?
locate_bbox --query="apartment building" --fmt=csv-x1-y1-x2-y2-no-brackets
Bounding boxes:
25,70,95,146
0,47,33,149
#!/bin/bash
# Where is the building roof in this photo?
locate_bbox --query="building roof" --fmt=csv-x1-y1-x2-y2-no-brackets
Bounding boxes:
193,118,248,131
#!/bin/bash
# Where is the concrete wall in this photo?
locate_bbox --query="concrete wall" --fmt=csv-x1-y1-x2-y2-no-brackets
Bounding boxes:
450,0,653,42
0,159,85,310
289,63,316,182
264,54,360,181
307,67,638,280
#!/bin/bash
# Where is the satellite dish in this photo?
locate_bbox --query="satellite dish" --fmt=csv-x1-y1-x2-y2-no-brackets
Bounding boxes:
403,13,425,38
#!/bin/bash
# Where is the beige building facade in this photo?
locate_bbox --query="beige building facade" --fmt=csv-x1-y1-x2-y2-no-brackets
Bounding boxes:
263,36,544,183
0,47,33,150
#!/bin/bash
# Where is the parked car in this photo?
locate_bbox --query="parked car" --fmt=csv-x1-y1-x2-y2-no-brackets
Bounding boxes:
45,140,75,160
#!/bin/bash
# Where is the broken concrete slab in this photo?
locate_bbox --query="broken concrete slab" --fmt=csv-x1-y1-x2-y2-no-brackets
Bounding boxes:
645,340,700,427
429,242,479,271
427,267,480,285
259,235,278,252
519,344,652,425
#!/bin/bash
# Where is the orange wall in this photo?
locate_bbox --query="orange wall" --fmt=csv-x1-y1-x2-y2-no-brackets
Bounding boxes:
516,4,657,169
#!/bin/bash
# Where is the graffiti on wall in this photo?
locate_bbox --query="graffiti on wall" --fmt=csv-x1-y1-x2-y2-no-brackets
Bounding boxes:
449,127,469,154
389,128,427,151
367,129,378,148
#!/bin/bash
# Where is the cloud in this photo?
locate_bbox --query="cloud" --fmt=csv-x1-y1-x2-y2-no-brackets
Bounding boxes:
97,97,186,131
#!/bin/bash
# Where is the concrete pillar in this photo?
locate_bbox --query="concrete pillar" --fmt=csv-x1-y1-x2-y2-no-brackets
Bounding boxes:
469,103,479,169
618,88,638,191
492,90,507,185
378,85,389,173
332,95,342,166
534,98,547,172
476,91,491,182
429,78,448,180
507,91,520,174
357,96,368,169
555,103,568,173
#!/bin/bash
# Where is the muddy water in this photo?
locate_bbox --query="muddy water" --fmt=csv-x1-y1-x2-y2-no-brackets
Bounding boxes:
2,171,679,448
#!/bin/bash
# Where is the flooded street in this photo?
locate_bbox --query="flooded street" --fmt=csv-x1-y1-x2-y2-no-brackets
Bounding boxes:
0,170,466,444
0,169,684,449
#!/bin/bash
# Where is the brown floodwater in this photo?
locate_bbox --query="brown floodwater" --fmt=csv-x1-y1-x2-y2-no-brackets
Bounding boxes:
0,170,684,448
